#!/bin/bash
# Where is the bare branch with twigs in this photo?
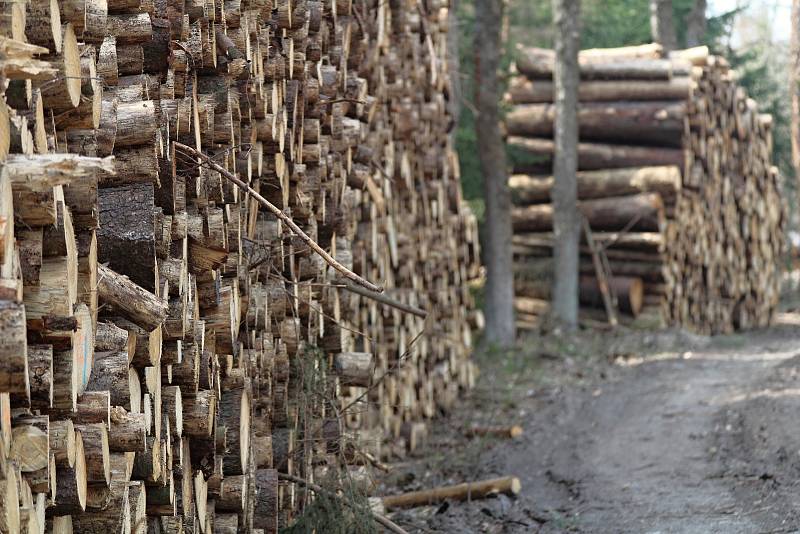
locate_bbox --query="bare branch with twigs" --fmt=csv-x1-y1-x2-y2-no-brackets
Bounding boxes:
277,472,409,534
173,142,384,293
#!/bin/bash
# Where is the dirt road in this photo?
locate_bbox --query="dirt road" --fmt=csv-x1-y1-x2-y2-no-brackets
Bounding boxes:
386,322,800,533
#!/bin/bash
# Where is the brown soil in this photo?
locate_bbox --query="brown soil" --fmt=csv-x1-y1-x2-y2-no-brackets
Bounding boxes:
380,316,800,533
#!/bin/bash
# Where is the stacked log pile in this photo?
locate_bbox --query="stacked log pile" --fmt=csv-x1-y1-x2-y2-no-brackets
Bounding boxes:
506,44,784,334
0,0,480,531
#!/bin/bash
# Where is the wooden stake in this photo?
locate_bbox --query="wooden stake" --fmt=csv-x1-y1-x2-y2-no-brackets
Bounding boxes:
581,216,618,327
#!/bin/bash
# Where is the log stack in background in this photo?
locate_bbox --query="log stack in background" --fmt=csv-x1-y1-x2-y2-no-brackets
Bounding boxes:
506,44,785,334
0,0,480,531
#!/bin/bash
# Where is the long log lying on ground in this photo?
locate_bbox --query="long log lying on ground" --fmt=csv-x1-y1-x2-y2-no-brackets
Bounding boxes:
514,232,664,255
506,77,692,103
512,193,665,233
516,275,645,316
510,166,681,204
516,255,665,283
382,476,522,510
515,45,692,80
509,136,684,171
506,102,686,146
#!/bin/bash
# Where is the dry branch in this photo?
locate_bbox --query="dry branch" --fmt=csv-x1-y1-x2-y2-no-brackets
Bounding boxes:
173,142,384,294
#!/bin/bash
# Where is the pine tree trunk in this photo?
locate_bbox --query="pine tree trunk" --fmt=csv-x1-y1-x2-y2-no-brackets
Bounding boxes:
685,0,707,47
791,0,800,185
474,0,516,345
650,0,677,52
552,0,581,329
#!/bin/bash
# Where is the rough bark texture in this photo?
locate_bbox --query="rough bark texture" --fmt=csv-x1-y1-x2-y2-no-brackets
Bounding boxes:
507,77,691,104
650,0,678,52
685,0,707,47
474,0,515,345
513,193,665,233
97,264,166,332
792,0,800,186
506,101,686,147
509,136,685,171
509,166,681,204
97,183,156,292
552,0,581,329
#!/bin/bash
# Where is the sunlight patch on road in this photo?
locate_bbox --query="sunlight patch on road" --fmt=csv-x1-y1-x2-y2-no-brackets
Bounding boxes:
711,387,800,407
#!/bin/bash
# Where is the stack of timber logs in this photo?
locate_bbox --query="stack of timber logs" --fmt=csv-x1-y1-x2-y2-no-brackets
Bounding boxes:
507,44,785,334
0,0,480,531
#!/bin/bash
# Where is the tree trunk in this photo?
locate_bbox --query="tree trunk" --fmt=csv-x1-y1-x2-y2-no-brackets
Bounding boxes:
474,0,515,344
551,0,581,329
685,0,707,47
447,0,461,134
650,0,677,52
792,0,800,186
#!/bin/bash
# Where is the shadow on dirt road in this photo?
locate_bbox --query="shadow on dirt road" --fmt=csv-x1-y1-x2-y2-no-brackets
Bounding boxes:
383,318,800,533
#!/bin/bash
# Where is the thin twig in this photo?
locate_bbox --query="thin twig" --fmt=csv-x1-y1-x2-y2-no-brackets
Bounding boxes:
323,98,368,105
341,281,427,318
340,324,428,415
173,142,384,293
277,472,409,534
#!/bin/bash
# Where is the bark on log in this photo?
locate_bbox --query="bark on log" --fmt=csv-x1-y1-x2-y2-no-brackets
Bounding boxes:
0,301,29,396
512,193,665,232
18,345,52,410
74,423,110,485
182,390,215,438
510,166,681,205
516,274,645,316
253,469,278,534
97,183,156,291
382,476,522,509
506,101,686,146
219,387,250,475
333,352,374,387
506,77,692,103
54,430,87,513
508,136,684,171
85,350,132,408
94,322,129,352
515,45,690,80
108,407,146,452
97,264,167,332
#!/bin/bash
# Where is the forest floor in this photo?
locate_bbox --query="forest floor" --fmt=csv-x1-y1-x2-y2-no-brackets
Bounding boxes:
380,315,800,533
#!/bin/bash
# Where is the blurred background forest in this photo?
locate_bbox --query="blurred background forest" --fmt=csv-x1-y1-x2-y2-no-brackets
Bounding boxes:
454,0,793,224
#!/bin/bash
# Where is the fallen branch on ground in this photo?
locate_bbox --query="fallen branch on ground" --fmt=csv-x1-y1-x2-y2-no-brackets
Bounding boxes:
465,425,524,439
382,476,522,510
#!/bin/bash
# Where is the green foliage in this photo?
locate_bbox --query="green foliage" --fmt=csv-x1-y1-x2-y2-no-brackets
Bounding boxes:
708,8,794,192
281,347,378,534
280,473,377,534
